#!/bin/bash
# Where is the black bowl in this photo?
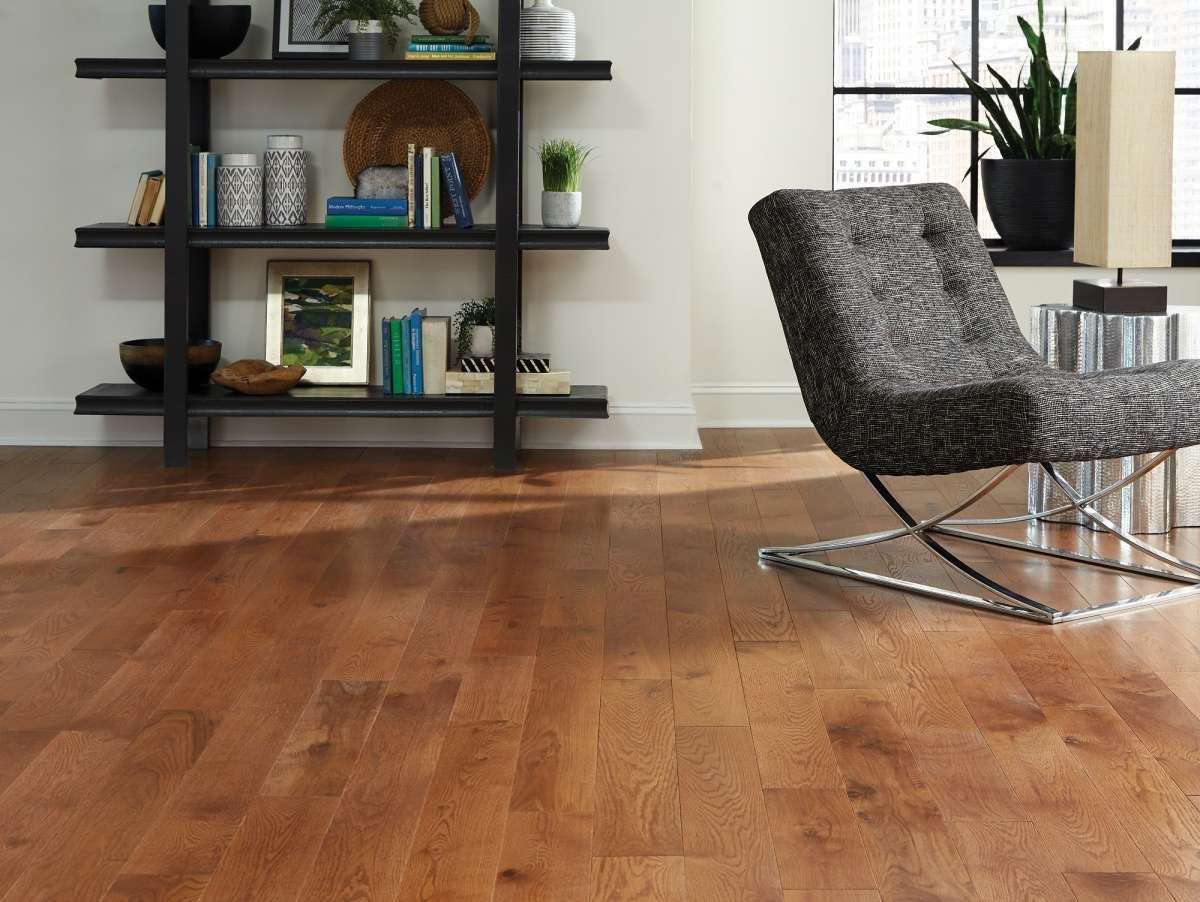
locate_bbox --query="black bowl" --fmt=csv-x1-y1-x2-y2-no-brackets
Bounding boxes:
149,5,251,59
120,339,223,393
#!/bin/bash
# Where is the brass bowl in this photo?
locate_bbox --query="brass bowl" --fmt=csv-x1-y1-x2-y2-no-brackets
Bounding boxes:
212,359,307,395
119,339,222,392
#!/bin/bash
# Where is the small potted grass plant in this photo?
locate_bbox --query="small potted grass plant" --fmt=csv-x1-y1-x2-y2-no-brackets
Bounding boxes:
538,139,593,229
454,297,496,360
314,0,419,60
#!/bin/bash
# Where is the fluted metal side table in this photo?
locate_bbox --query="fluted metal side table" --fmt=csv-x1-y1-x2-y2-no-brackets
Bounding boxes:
1029,304,1200,534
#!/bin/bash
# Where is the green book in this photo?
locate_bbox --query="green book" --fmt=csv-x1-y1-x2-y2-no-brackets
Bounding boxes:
389,318,405,395
400,316,412,394
413,34,492,43
432,157,442,229
325,214,409,229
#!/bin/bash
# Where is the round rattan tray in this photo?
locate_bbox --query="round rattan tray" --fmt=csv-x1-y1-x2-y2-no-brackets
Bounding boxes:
343,80,492,200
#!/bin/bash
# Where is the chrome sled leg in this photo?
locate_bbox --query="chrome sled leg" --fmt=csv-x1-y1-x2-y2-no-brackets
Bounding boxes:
760,450,1200,624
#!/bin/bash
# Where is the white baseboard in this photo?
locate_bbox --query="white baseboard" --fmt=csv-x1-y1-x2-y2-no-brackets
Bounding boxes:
691,382,813,428
0,397,702,451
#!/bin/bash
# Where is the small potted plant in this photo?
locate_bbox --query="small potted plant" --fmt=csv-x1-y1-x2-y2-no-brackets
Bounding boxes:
538,139,593,229
454,297,496,360
314,0,419,60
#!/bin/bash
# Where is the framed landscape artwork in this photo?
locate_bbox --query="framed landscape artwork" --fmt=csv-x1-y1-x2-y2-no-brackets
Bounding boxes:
272,0,350,59
266,261,371,385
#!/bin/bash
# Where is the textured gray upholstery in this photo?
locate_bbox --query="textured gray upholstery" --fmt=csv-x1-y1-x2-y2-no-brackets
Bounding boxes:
750,183,1200,476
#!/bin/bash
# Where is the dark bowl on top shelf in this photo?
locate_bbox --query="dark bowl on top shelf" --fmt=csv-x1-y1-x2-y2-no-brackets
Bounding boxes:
119,339,222,393
149,5,252,59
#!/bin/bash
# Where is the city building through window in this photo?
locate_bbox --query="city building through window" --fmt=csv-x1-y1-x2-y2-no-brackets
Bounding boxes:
834,1,1200,241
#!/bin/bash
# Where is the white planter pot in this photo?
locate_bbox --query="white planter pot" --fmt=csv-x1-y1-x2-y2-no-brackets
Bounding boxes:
542,191,582,229
469,325,494,357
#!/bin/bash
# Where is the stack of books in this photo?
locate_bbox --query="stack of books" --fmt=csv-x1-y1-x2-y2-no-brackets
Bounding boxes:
406,34,496,61
382,310,452,395
405,147,475,230
326,196,409,229
190,151,220,227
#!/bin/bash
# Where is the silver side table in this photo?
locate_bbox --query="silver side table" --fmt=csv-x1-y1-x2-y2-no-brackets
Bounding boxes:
1029,304,1200,534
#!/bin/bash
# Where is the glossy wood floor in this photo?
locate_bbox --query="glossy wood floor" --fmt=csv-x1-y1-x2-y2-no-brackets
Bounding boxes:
3,431,1200,901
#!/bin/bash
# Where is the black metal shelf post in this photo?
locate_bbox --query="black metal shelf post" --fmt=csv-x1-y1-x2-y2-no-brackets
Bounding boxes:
165,0,194,465
493,0,522,470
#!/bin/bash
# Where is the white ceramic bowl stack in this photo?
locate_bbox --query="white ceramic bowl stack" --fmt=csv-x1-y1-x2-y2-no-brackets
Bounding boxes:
521,0,576,61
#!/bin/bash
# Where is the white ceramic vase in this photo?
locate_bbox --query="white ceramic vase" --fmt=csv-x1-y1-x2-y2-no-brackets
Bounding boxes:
521,0,576,61
542,191,582,229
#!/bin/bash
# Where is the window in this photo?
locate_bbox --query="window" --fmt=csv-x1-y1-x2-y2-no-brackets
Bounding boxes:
834,1,1198,241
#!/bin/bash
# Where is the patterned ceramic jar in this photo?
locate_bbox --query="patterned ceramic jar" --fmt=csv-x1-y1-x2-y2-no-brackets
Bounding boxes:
216,154,263,227
264,135,306,226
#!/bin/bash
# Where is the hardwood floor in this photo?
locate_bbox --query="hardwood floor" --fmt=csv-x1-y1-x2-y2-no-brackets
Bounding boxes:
1,432,1200,900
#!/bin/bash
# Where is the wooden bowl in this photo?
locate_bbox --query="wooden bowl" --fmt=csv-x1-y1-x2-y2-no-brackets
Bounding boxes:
119,339,222,392
212,360,307,395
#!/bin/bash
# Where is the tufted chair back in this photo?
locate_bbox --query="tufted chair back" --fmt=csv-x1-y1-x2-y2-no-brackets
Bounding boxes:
749,184,1041,462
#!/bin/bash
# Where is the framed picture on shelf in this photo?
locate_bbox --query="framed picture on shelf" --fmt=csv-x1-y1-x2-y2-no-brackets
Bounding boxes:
266,261,371,385
272,0,351,59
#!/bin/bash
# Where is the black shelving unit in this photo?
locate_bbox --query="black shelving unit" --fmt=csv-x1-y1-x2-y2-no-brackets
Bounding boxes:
74,0,613,470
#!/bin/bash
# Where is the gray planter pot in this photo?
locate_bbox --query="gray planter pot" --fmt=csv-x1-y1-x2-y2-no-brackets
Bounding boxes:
348,21,387,60
542,191,582,229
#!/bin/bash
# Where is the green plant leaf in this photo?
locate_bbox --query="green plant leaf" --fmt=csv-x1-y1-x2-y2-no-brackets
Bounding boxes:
1065,69,1078,137
1016,16,1042,59
988,65,1037,158
951,60,1025,157
923,118,993,134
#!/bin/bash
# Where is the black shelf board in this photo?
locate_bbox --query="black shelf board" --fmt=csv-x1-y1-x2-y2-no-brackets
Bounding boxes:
75,58,612,82
76,223,610,251
75,383,609,420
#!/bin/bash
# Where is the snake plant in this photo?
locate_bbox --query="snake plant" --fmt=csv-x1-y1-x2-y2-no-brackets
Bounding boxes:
925,0,1139,176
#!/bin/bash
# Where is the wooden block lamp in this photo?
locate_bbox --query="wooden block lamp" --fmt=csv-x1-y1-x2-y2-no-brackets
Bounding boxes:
1073,50,1176,315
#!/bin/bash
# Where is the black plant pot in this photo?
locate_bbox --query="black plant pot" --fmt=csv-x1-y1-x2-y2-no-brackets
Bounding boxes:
981,158,1076,251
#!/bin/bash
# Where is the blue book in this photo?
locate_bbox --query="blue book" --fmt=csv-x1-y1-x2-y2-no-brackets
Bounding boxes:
409,308,425,395
190,152,199,227
381,317,393,396
205,154,219,227
440,153,474,228
327,197,409,216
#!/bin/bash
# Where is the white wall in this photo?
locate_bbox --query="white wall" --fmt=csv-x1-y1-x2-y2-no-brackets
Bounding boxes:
690,0,1200,429
0,0,699,450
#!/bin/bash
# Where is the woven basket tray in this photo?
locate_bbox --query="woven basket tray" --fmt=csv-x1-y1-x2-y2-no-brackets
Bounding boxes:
343,80,492,200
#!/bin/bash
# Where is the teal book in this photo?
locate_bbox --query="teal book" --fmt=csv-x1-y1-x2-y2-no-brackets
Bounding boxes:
389,319,405,395
325,214,409,229
409,308,425,395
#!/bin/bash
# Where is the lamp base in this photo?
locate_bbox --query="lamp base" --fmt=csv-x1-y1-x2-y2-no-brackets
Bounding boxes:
1072,279,1168,315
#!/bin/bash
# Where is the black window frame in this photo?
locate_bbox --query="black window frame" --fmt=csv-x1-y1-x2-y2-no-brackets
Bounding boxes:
833,0,1200,251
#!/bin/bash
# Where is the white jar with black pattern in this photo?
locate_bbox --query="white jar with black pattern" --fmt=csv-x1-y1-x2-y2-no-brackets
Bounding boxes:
216,154,263,228
264,135,307,226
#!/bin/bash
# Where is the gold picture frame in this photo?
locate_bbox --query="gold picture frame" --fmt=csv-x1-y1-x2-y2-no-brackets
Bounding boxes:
266,261,371,385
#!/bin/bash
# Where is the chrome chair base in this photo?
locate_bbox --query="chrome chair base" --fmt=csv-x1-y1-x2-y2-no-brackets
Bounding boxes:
759,451,1200,624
